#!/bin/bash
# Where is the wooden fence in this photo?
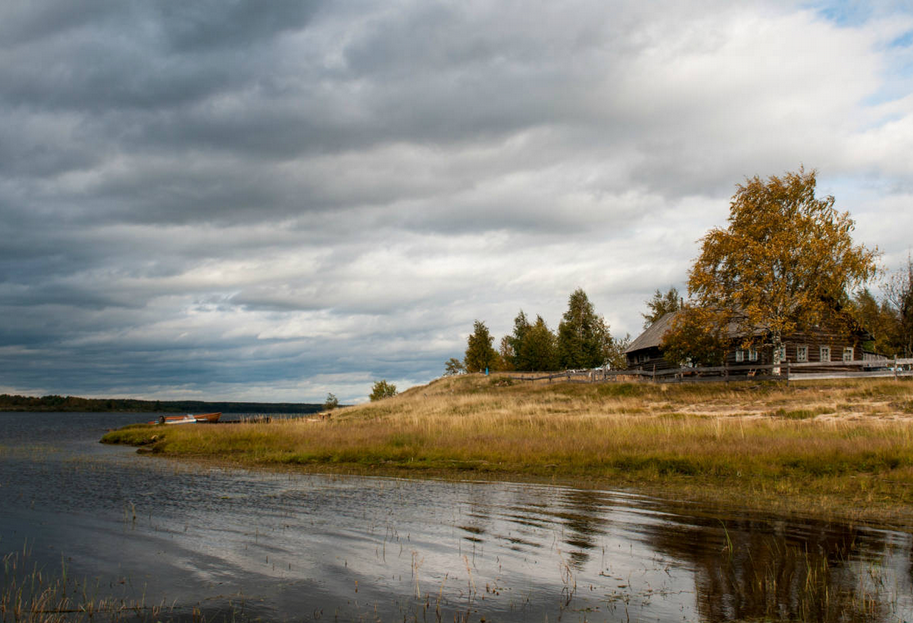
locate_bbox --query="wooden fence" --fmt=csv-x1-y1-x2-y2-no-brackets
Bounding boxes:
499,357,913,385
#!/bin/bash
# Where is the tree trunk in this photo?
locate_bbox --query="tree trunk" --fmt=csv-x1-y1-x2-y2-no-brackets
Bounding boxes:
772,332,782,376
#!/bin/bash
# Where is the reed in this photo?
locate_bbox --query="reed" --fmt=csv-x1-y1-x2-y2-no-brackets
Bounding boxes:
102,375,913,525
1,545,166,623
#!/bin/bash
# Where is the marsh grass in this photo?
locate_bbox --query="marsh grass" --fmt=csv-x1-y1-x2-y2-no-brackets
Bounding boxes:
1,546,166,623
102,376,913,524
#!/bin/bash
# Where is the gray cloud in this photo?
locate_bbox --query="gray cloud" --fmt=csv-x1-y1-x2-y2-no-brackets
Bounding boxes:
0,0,911,402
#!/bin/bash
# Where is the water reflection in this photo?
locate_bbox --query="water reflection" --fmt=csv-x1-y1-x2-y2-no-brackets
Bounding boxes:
1,412,911,622
640,514,911,622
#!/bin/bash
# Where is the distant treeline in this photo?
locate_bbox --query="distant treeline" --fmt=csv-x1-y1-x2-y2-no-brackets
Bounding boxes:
0,394,324,414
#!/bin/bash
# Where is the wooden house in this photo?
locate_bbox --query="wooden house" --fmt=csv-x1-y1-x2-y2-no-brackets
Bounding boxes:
625,311,867,371
624,313,679,371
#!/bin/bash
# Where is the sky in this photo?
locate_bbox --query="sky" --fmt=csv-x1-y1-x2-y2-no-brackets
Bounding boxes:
1,0,912,404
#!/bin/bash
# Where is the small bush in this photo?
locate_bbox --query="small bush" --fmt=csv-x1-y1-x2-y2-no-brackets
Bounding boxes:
369,380,397,402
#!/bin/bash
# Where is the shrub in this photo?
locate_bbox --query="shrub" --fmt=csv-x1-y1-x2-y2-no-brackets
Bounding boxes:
369,380,397,402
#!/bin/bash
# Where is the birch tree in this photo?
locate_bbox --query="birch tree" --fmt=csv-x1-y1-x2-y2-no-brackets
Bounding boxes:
885,256,913,357
688,169,877,370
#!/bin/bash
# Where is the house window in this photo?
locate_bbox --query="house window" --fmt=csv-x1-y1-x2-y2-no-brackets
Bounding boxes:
748,348,759,362
776,345,787,362
796,345,808,362
843,347,854,362
820,346,831,362
735,350,745,363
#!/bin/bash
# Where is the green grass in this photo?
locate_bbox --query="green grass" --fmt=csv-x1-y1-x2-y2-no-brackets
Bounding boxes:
768,406,832,419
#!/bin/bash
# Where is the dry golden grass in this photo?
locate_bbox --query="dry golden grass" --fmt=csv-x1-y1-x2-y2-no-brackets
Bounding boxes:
103,375,913,526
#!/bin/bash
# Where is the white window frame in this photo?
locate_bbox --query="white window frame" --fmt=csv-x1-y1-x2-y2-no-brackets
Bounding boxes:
748,348,759,362
820,346,831,362
735,349,745,363
776,345,787,362
796,345,808,362
843,347,854,362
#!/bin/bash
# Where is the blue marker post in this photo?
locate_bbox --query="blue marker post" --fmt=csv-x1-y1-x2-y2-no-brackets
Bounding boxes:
485,367,489,376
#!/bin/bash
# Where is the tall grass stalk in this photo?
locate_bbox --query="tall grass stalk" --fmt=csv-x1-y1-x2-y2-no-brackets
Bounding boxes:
1,546,167,623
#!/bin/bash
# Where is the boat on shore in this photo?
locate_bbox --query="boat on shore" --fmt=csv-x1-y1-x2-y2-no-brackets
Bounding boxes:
158,412,221,425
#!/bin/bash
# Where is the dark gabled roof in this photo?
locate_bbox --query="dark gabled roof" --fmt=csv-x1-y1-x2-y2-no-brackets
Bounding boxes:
626,311,753,354
625,312,678,354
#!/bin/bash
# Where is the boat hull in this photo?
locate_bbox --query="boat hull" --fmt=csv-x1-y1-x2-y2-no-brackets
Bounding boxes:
192,412,221,423
159,412,222,425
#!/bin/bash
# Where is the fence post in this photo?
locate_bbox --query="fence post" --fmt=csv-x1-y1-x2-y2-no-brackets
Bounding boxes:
895,356,899,380
785,361,790,386
652,364,656,383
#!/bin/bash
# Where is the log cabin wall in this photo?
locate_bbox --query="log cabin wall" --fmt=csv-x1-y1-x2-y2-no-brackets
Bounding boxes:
626,332,866,371
725,332,865,366
625,348,677,371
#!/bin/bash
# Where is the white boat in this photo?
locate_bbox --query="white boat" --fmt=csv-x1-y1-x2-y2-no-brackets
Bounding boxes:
158,412,222,425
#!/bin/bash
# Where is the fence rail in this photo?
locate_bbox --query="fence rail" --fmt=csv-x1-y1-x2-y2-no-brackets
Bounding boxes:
498,357,913,385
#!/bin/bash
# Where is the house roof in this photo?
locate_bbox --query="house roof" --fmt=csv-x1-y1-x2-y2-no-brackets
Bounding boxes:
625,312,678,354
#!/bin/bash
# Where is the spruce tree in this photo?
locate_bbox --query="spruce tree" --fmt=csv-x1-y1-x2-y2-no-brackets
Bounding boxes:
642,287,681,328
464,320,498,373
557,288,612,369
507,310,532,370
518,315,559,371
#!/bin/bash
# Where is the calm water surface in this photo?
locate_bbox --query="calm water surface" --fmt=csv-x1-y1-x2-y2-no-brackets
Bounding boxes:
0,411,911,622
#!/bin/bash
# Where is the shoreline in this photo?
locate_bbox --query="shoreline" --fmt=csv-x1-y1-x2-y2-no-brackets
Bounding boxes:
111,450,913,531
102,374,913,530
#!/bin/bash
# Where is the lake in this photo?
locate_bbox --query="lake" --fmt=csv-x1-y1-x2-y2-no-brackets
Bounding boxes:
1,411,911,622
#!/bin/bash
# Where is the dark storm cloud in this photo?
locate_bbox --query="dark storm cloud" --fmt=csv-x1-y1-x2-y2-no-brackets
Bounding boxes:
0,1,320,108
151,2,321,53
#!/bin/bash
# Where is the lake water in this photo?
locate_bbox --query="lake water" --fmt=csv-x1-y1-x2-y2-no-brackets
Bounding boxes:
0,411,911,622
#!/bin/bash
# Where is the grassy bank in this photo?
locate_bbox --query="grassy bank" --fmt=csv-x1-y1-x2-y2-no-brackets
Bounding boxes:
102,375,913,527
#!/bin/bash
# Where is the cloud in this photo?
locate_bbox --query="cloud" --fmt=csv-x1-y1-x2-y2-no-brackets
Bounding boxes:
0,0,911,401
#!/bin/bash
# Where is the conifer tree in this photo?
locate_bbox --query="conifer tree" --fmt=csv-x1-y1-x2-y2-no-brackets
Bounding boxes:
557,288,612,369
642,287,681,328
464,320,498,373
518,315,559,371
507,310,532,370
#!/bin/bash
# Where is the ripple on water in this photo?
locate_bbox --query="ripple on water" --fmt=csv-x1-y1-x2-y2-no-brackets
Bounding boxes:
1,411,911,622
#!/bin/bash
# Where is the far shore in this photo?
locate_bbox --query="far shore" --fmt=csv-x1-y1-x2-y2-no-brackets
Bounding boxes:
102,374,913,529
0,395,324,414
